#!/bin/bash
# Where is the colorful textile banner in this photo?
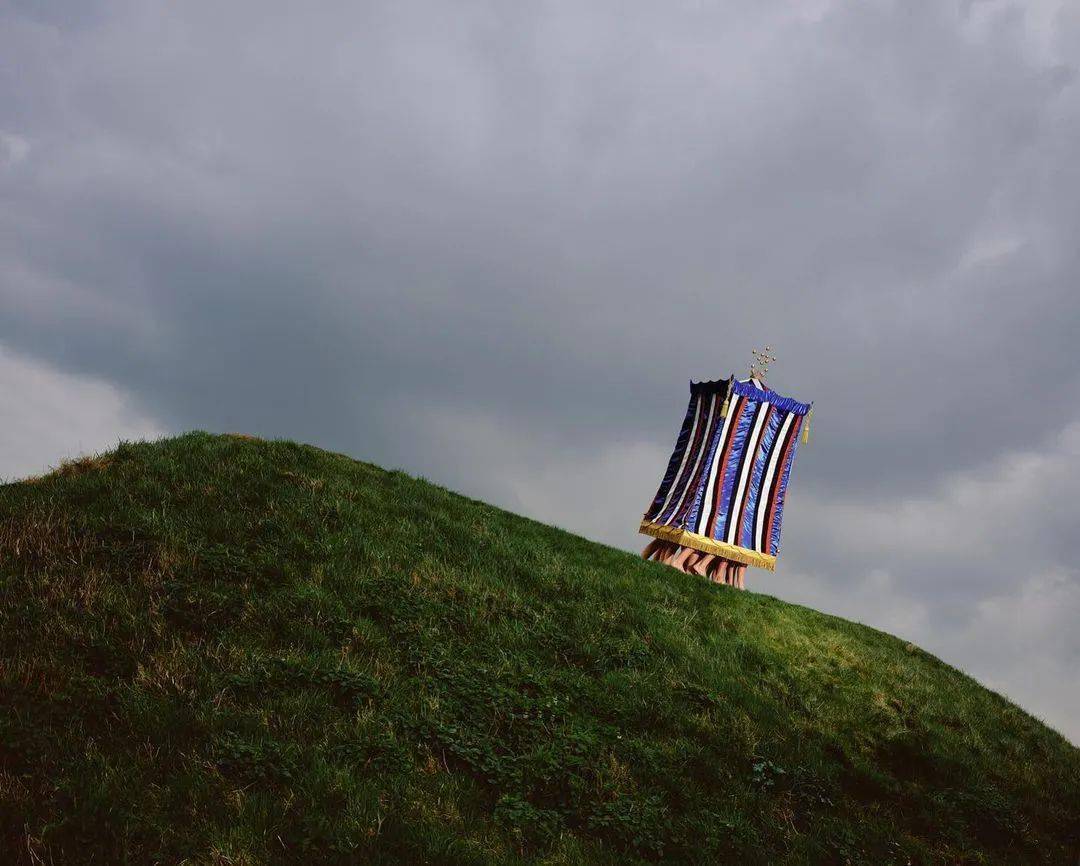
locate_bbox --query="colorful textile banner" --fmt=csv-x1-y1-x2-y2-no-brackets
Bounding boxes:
640,376,810,571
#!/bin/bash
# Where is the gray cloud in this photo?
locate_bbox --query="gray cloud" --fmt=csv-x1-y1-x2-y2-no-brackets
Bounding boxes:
2,0,1078,739
0,345,163,481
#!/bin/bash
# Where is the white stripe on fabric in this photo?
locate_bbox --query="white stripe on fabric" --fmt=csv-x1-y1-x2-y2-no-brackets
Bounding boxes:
653,392,703,524
695,395,738,536
726,403,770,545
754,412,794,552
668,392,717,527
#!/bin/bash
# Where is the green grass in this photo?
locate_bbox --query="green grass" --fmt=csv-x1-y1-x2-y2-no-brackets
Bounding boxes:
1,433,1077,865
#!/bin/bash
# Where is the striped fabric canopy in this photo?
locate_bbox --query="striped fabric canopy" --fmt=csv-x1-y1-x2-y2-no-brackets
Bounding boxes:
640,376,811,572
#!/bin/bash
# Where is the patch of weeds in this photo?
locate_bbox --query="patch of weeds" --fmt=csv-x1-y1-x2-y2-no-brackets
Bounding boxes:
585,793,674,859
225,657,377,710
330,730,412,776
494,793,563,847
212,734,298,786
751,757,788,793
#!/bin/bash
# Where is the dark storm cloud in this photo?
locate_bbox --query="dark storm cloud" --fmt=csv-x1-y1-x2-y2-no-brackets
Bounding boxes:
2,1,1078,737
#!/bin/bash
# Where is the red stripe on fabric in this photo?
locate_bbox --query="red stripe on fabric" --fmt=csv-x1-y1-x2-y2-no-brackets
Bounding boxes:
673,394,721,526
706,397,744,539
763,414,800,554
733,405,773,549
663,392,710,523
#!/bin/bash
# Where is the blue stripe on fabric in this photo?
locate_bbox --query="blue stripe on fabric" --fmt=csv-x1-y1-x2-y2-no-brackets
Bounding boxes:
741,408,782,549
730,379,811,415
768,419,803,556
646,390,698,520
714,398,757,541
657,393,709,524
683,399,725,531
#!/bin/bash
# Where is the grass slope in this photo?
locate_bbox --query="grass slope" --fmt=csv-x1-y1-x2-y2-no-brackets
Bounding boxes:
1,433,1077,865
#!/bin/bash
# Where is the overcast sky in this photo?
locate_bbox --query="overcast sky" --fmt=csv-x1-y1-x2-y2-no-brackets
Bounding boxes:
2,0,1078,742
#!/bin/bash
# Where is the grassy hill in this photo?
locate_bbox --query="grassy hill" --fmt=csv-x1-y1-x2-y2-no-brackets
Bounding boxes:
1,433,1077,865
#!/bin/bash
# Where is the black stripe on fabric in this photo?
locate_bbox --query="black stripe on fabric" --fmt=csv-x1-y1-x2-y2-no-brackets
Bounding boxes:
646,391,699,520
668,393,714,524
703,396,742,539
689,379,730,396
724,400,765,544
761,412,800,551
676,393,722,528
752,411,787,552
738,405,773,549
691,405,720,536
658,392,707,523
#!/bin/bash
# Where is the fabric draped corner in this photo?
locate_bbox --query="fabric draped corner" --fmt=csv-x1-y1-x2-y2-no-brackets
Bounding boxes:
641,376,810,573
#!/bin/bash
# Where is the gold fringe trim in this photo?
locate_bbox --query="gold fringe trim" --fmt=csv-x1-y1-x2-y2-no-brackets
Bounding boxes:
638,520,777,571
802,407,812,444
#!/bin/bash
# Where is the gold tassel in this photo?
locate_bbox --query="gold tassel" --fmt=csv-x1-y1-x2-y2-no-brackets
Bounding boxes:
719,376,733,418
802,407,812,444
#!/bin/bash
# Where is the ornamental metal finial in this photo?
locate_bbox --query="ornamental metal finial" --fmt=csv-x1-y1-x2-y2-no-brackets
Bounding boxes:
749,345,776,383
